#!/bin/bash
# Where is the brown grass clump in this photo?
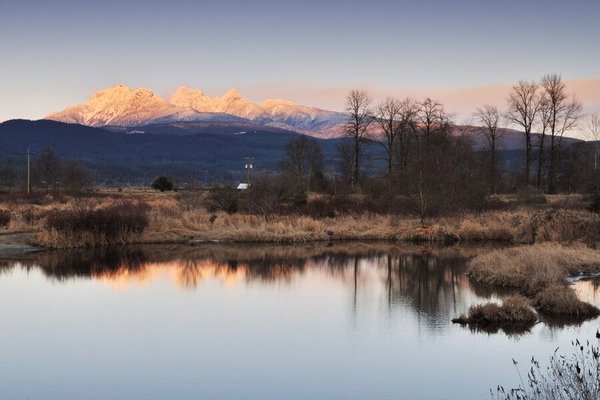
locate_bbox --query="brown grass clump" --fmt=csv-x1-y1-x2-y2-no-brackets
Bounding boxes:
36,201,149,248
468,244,600,294
518,208,600,245
533,285,600,318
0,209,11,228
452,295,537,332
466,244,600,318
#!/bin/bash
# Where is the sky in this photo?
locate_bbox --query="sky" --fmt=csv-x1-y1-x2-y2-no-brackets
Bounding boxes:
1,0,599,125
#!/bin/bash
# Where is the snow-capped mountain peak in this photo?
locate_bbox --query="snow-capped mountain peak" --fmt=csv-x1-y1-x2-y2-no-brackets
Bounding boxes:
47,85,183,127
223,88,242,100
170,86,211,110
47,84,347,137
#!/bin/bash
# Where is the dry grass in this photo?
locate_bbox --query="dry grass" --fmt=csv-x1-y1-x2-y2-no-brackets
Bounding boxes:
452,295,537,332
518,209,600,245
466,244,600,318
0,191,599,248
533,285,600,318
495,338,600,399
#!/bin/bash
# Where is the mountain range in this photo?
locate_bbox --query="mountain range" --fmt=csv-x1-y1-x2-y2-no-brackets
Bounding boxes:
46,84,583,151
0,85,587,185
47,84,346,138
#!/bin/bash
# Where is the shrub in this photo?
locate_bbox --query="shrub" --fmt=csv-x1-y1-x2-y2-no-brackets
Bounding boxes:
245,176,294,216
590,190,600,213
452,295,537,333
516,185,547,205
43,202,149,247
151,176,174,192
205,186,240,214
0,209,11,228
21,208,37,225
533,285,600,318
521,209,600,245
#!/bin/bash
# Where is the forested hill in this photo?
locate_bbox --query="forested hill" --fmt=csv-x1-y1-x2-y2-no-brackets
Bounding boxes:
0,119,587,185
0,119,348,184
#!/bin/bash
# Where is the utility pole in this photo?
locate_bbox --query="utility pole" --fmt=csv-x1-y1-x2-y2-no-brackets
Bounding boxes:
22,147,34,194
244,157,254,185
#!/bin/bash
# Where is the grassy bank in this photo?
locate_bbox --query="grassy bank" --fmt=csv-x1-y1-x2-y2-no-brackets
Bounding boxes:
0,191,597,248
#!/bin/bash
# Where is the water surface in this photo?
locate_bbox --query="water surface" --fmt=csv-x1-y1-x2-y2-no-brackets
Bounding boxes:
0,243,598,400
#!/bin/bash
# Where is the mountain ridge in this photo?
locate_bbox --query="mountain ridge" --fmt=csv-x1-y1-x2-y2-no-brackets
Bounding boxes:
47,84,346,137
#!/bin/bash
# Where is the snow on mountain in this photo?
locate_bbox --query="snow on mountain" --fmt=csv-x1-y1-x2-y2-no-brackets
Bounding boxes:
257,98,346,135
169,86,346,135
47,84,347,137
170,87,266,119
147,110,250,125
169,87,211,110
46,84,185,127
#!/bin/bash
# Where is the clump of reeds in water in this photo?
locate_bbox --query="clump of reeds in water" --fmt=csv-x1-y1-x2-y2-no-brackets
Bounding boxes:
452,295,537,334
464,244,600,320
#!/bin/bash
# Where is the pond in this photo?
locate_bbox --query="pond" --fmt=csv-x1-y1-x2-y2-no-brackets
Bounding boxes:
0,243,598,399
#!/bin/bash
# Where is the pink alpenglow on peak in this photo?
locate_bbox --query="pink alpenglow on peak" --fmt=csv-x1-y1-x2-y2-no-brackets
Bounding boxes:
47,85,347,137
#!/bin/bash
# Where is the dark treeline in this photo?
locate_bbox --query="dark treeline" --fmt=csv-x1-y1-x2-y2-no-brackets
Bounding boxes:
205,74,596,222
338,74,592,200
0,146,90,193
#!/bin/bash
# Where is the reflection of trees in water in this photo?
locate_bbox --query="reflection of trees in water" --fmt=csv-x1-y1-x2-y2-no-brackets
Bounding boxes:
380,251,470,320
177,260,202,289
0,260,12,276
28,247,148,282
2,245,480,317
175,257,307,289
3,245,311,288
318,248,473,320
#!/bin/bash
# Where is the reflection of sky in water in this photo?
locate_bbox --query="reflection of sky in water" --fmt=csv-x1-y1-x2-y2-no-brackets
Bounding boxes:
0,246,599,400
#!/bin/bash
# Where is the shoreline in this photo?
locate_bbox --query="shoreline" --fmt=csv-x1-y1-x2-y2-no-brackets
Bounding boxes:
0,232,45,256
0,229,513,259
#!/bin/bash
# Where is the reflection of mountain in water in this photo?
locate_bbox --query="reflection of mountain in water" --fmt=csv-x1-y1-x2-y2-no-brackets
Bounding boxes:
4,243,505,325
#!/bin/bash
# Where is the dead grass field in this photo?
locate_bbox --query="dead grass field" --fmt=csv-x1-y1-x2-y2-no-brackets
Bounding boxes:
0,191,597,248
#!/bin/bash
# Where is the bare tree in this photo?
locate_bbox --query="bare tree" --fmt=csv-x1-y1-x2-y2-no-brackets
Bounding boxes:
586,113,600,172
474,104,503,193
34,146,61,192
588,113,600,141
506,80,542,185
407,99,456,225
396,97,420,170
280,135,324,192
541,73,584,193
344,89,373,190
63,160,90,192
535,95,552,188
418,98,451,139
374,97,402,188
0,162,15,191
585,113,600,189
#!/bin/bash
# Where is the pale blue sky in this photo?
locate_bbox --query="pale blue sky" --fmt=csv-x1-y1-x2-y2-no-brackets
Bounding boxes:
1,0,599,121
